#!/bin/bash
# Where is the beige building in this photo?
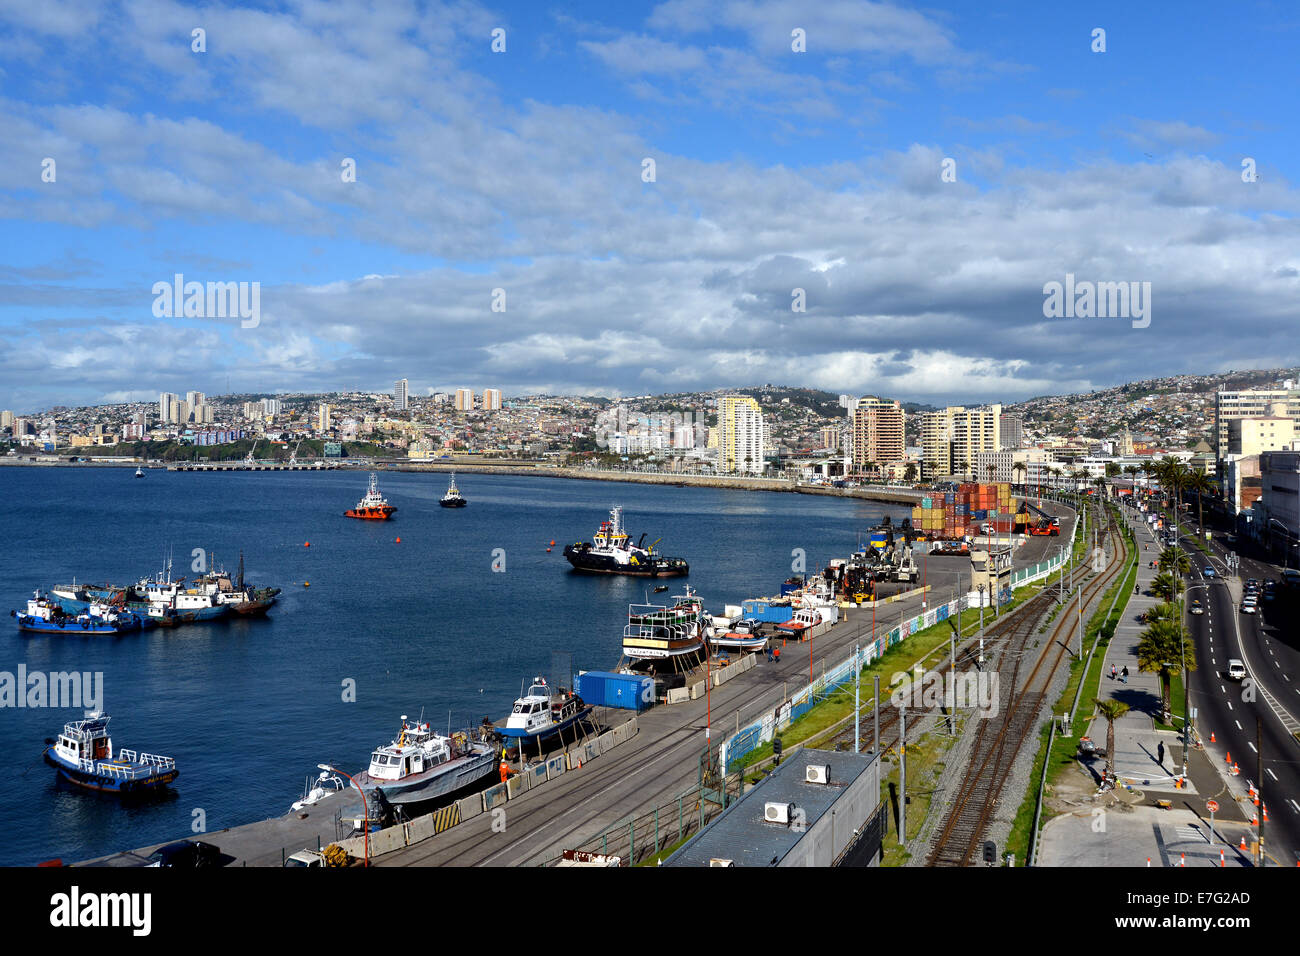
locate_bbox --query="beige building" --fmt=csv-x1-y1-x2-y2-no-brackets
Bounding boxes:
455,388,474,411
1215,385,1300,459
921,404,1001,479
1228,410,1296,457
851,398,905,475
718,394,766,474
317,403,331,432
482,388,502,411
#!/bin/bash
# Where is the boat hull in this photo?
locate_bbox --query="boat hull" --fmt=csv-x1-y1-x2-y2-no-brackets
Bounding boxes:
44,752,178,793
345,506,395,520
496,705,593,742
439,499,467,508
563,547,689,577
355,747,497,805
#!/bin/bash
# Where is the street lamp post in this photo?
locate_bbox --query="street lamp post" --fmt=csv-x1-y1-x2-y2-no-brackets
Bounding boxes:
318,763,370,867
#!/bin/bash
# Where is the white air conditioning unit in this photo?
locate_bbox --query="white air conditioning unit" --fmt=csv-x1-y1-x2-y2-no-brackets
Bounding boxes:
764,801,793,825
805,764,830,785
709,858,734,867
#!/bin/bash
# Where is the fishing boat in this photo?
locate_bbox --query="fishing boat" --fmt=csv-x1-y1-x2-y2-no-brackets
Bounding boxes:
11,592,145,634
709,618,768,652
345,472,395,520
493,677,591,746
775,606,825,638
43,712,178,793
622,586,710,671
353,716,497,805
196,553,280,616
563,507,688,577
439,473,467,508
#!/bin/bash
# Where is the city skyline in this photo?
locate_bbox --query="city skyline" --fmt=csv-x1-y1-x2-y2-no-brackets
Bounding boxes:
4,2,1299,412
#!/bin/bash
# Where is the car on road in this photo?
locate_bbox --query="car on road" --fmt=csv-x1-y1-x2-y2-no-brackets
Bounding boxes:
1190,599,1204,615
1246,578,1260,589
1226,660,1247,681
146,840,221,868
1202,566,1215,578
1241,600,1257,614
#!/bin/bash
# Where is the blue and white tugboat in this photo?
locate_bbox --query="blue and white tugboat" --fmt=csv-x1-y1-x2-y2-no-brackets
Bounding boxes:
495,677,592,747
353,716,497,805
44,712,178,793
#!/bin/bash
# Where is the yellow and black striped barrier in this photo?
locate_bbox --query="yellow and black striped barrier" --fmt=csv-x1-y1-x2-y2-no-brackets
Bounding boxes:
432,803,460,834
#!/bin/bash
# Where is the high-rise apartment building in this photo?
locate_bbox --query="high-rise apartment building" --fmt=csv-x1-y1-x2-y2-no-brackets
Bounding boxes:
159,392,178,423
455,388,474,411
920,404,1002,479
186,391,206,408
393,378,409,411
1215,385,1300,459
482,388,502,411
318,404,331,432
999,413,1024,450
718,394,766,474
851,398,905,474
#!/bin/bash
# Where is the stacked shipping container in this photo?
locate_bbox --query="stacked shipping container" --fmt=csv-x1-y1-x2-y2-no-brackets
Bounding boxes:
912,483,1027,539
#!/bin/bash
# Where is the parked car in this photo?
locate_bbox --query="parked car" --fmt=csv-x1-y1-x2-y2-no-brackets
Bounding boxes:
283,849,325,868
146,840,221,868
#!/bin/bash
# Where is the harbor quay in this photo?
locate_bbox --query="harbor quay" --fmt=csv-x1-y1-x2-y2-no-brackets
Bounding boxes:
78,501,1072,867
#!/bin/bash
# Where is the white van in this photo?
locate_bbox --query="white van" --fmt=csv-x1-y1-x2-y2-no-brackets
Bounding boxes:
1226,660,1247,681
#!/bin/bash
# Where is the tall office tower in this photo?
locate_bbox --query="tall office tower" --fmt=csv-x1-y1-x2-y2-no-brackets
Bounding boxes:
159,392,179,423
455,388,474,411
851,398,905,474
1215,385,1300,459
393,378,409,411
482,388,502,411
998,413,1024,450
718,394,766,474
318,403,331,432
920,404,1002,479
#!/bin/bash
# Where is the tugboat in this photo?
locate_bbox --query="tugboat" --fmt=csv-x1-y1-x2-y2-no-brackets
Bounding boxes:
563,507,688,577
439,473,467,508
493,677,591,748
43,712,178,793
134,467,144,478
353,716,497,805
345,472,396,520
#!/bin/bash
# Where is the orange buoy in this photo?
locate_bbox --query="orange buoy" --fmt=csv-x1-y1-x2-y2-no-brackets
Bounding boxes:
550,539,555,546
304,541,311,547
396,537,401,543
304,582,310,588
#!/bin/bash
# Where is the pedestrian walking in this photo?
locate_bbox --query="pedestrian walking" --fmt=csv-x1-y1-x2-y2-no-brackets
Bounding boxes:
1111,664,1117,680
1120,665,1129,684
1157,741,1165,767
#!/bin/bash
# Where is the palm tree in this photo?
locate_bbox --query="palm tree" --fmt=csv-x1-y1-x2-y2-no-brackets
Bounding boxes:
1150,571,1183,603
985,463,997,485
1092,476,1107,499
904,462,918,484
1012,460,1026,493
1143,600,1182,625
1136,618,1197,721
1184,468,1214,536
1158,547,1191,576
1094,698,1130,778
1105,461,1121,479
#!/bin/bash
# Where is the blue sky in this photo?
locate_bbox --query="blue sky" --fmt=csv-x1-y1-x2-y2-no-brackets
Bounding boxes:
2,0,1299,412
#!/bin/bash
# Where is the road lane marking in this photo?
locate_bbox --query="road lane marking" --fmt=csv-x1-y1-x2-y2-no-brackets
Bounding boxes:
1247,742,1257,753
1227,701,1233,710
1236,720,1243,730
1267,768,1278,782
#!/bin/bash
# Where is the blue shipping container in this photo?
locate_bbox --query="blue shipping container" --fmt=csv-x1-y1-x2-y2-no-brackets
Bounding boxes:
577,671,653,711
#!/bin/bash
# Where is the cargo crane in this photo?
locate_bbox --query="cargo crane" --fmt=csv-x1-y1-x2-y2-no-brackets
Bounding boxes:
1025,500,1060,535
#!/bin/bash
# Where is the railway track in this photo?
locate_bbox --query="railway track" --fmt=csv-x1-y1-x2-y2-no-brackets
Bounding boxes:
925,505,1127,866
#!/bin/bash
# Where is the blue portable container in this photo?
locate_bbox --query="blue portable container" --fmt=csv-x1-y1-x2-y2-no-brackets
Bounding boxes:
576,671,653,711
574,671,606,706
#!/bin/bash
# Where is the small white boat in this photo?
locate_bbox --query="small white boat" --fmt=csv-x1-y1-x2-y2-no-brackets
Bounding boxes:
710,618,768,652
134,467,144,478
290,770,347,813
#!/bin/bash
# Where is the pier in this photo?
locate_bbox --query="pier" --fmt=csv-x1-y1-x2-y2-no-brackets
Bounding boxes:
78,500,1073,867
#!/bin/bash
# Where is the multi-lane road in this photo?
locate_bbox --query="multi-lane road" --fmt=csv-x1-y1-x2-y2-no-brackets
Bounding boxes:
1125,500,1300,865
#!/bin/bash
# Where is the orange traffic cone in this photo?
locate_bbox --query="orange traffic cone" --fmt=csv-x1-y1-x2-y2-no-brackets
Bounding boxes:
1179,853,1185,867
1239,836,1248,852
1210,731,1215,743
1225,750,1231,764
1233,762,1240,776
1251,811,1258,827
1263,804,1269,822
1220,849,1225,867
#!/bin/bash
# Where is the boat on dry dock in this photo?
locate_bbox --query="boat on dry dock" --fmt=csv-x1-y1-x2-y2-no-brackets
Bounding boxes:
621,586,711,672
492,677,591,747
353,716,496,805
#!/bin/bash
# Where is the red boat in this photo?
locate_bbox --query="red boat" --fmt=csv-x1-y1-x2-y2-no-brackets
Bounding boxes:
345,473,396,520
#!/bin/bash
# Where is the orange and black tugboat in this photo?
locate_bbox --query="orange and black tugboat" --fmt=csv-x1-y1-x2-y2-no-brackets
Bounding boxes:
345,473,396,520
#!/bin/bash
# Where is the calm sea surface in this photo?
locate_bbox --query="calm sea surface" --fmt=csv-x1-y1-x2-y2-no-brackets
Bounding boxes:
0,467,907,865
